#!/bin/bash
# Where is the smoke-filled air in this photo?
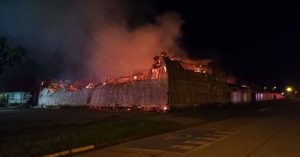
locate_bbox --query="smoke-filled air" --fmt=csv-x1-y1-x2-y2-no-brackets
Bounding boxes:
0,0,184,89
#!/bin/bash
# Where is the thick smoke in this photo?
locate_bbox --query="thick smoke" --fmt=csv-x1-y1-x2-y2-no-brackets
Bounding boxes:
0,0,183,89
88,13,183,79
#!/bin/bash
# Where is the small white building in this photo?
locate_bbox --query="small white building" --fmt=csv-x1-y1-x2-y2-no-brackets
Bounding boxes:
0,92,32,106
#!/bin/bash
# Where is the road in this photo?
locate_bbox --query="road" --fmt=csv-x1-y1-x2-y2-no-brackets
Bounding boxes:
74,102,300,157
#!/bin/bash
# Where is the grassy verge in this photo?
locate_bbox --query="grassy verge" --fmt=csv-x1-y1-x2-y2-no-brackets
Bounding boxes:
1,119,182,157
0,100,287,157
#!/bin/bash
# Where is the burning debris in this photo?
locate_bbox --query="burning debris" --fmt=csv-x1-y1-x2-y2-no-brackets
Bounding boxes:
38,52,283,111
101,54,168,85
40,80,96,94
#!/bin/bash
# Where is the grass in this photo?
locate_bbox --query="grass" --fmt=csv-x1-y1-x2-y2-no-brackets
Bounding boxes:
1,119,181,157
0,100,287,157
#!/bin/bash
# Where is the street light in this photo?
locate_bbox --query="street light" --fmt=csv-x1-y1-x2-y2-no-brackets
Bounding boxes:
286,86,293,93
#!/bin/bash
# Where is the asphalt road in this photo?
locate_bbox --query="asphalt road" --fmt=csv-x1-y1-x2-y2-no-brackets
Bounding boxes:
75,102,300,157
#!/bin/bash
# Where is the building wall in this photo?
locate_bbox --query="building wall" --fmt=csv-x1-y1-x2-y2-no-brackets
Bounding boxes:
37,56,283,109
230,91,252,104
255,92,284,101
38,79,168,110
0,92,32,106
164,57,231,108
90,79,168,110
38,89,90,107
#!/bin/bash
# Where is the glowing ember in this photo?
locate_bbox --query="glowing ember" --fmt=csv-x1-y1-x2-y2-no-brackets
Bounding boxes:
41,80,96,92
85,83,94,89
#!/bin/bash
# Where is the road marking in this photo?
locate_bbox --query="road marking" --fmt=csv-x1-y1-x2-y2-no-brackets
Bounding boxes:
170,145,182,149
196,137,216,141
170,145,195,150
183,140,193,144
184,140,207,145
207,134,225,138
44,150,70,157
259,107,273,112
117,147,166,153
126,129,238,153
70,145,95,153
164,133,192,140
214,131,234,134
197,142,213,149
43,145,95,157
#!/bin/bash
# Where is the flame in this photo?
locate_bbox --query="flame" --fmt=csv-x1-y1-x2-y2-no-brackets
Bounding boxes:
133,75,138,80
42,53,216,92
44,80,95,92
85,83,94,89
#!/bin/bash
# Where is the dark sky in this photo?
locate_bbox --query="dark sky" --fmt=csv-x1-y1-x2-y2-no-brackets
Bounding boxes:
151,1,300,90
0,0,299,91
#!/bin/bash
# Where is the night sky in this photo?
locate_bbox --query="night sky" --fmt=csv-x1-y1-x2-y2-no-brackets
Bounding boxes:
152,1,300,90
0,1,299,91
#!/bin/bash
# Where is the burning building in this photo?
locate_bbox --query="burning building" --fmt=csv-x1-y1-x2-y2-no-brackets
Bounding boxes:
38,52,283,111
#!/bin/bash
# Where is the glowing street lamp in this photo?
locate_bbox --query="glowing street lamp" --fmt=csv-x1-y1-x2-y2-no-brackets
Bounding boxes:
286,86,293,93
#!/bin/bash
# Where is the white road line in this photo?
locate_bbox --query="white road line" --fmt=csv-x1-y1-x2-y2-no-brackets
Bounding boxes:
198,142,213,149
170,145,195,150
184,140,193,144
214,131,234,134
207,134,225,137
184,140,207,145
164,133,192,140
259,107,273,112
196,137,217,141
170,145,181,148
192,141,207,145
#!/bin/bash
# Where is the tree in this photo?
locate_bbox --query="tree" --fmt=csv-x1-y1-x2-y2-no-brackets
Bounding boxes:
0,37,26,72
0,95,8,107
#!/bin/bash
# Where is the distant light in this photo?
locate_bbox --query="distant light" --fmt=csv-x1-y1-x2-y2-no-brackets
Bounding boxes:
286,86,293,92
264,87,267,90
163,106,168,111
281,92,284,95
164,66,167,72
272,86,277,90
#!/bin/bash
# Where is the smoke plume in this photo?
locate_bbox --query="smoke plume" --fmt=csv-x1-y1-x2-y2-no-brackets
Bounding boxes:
0,0,183,89
88,12,183,79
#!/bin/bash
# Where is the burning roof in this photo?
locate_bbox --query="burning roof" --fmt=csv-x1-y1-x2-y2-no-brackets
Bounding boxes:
41,80,95,92
41,52,219,91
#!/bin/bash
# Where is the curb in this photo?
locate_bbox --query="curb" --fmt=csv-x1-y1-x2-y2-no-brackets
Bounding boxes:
43,145,95,157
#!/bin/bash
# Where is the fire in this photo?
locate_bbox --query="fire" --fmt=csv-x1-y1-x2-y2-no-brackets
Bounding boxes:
41,80,95,92
41,53,215,92
85,83,94,89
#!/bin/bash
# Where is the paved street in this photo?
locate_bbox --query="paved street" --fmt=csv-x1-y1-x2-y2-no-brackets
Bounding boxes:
75,102,300,157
